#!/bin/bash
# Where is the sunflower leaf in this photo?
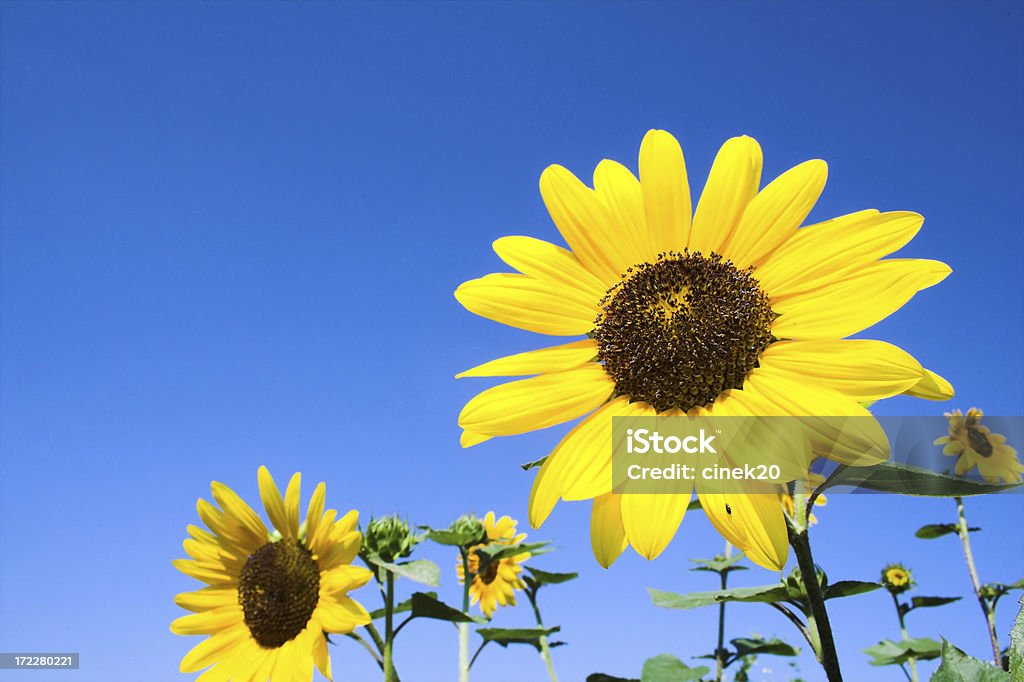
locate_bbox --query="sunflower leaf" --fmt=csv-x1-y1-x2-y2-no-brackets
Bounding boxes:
474,540,551,565
422,526,487,548
730,636,800,657
822,580,882,600
689,554,747,575
524,566,578,586
586,675,639,682
932,639,1010,681
1010,595,1024,679
521,456,548,471
648,585,791,610
908,596,961,610
375,558,441,586
863,637,942,666
408,592,485,624
819,462,1022,497
640,653,710,682
915,523,980,539
368,591,439,620
476,626,561,652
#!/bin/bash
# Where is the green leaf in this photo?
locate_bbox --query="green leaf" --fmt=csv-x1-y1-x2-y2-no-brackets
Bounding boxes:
476,626,560,652
909,596,961,610
369,591,438,620
932,639,1010,681
916,523,980,539
474,540,551,564
640,654,710,682
521,456,547,471
423,527,484,547
689,554,748,575
731,637,799,657
863,637,942,666
820,462,1022,497
586,675,639,682
822,580,881,600
1010,595,1023,679
376,559,440,586
408,592,485,624
524,566,578,586
649,585,791,610
686,499,703,512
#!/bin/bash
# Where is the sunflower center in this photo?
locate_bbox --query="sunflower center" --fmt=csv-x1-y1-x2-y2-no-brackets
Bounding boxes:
477,555,501,585
238,540,320,648
594,251,776,412
966,426,994,457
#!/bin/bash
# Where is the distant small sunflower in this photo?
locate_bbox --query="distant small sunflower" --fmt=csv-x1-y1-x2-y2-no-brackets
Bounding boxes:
456,512,530,617
171,466,372,681
881,563,913,594
934,408,1023,484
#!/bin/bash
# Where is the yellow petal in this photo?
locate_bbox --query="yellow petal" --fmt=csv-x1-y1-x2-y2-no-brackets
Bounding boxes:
459,364,614,437
621,492,690,561
492,235,607,300
170,604,243,635
283,472,301,541
724,159,828,269
699,490,788,571
527,397,629,528
313,633,332,681
639,129,692,253
460,430,492,448
456,339,598,378
759,340,924,401
689,136,762,256
904,368,955,401
771,259,951,339
539,164,628,285
318,596,371,632
590,493,628,568
593,159,653,265
455,273,599,336
320,565,373,595
257,466,290,540
174,586,238,613
179,623,249,673
305,482,326,546
172,558,236,586
210,481,268,548
757,210,923,296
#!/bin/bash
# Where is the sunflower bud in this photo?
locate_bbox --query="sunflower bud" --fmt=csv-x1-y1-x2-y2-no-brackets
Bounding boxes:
364,515,417,563
881,563,913,594
449,513,487,548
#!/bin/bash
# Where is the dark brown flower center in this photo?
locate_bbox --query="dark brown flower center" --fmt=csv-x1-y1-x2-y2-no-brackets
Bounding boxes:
966,426,994,457
238,540,320,648
594,251,776,413
477,556,501,585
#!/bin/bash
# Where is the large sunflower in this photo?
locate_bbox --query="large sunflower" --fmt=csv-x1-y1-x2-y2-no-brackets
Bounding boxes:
935,408,1023,483
455,130,953,571
171,466,372,681
455,512,530,617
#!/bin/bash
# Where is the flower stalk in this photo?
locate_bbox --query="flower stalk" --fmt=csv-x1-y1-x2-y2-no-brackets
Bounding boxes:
525,580,560,682
954,496,1002,666
458,547,471,682
889,591,918,681
714,541,732,682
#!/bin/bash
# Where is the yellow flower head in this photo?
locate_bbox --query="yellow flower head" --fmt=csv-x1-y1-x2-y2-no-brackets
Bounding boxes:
881,563,913,594
934,408,1023,484
456,512,530,617
171,466,373,681
455,130,953,571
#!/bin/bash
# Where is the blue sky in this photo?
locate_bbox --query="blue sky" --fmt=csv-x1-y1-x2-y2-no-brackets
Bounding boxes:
1,2,1022,681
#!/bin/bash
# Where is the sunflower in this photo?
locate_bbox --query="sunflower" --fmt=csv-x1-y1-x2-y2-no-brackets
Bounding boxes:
455,130,953,570
934,408,1023,484
456,512,530,617
171,466,373,681
881,563,914,594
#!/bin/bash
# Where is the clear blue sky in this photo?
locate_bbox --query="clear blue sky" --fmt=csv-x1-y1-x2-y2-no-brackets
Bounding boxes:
1,2,1022,681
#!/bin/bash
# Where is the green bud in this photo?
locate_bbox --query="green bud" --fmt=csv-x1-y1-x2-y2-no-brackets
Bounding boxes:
449,513,486,548
364,515,418,563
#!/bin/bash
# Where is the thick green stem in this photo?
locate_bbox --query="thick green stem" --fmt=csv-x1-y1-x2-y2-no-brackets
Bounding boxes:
715,542,732,682
459,548,471,682
891,592,918,682
383,572,396,682
528,588,559,682
954,496,1001,666
789,483,842,682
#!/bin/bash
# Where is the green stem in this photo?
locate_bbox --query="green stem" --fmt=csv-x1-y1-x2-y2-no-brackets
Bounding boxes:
346,631,384,669
383,572,396,682
715,541,732,682
790,482,842,682
527,587,560,682
891,592,918,682
459,548,471,682
954,496,1001,666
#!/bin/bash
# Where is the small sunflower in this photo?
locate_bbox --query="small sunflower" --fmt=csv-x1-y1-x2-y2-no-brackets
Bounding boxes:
934,408,1023,484
455,130,953,570
171,466,372,681
780,473,827,526
456,512,530,617
881,563,914,594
